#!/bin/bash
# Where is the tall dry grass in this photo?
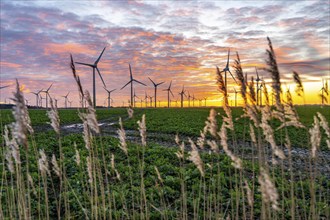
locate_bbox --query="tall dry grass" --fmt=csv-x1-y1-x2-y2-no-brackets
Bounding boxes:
1,38,329,219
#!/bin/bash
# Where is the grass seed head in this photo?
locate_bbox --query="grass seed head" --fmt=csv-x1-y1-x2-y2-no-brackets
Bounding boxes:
12,79,33,149
51,154,61,177
117,117,128,155
137,114,147,147
188,138,204,177
47,97,60,135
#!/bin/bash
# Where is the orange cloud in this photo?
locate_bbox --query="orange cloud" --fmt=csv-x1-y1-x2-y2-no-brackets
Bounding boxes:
1,61,22,68
44,43,96,55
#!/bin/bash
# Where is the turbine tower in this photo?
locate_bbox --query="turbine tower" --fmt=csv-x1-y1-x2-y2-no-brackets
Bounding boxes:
233,88,239,107
149,77,164,108
204,97,207,107
218,49,237,96
163,80,174,108
121,64,146,107
178,85,187,108
75,47,107,108
103,87,116,108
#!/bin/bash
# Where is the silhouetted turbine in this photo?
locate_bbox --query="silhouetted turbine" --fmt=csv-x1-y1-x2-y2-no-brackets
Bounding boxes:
75,47,107,108
31,89,42,108
133,89,139,108
178,86,187,108
163,80,174,108
218,49,237,96
41,83,53,109
144,92,148,107
204,97,207,107
62,92,70,108
149,77,164,108
103,87,116,108
121,64,146,107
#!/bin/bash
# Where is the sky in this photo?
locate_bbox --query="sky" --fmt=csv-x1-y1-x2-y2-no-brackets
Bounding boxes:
1,0,329,107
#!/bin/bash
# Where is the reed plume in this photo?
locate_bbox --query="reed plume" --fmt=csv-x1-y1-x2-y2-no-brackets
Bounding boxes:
292,71,304,97
188,139,204,177
233,52,247,104
117,117,128,155
264,37,282,110
137,114,147,147
258,168,279,210
12,79,33,149
70,54,84,106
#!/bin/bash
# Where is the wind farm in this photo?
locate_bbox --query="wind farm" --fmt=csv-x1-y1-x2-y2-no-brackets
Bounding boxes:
0,1,329,220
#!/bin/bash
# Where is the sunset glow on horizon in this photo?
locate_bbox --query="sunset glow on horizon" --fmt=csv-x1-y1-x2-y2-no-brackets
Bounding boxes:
1,0,329,107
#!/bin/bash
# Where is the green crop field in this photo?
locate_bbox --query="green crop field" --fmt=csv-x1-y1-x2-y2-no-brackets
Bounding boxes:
1,104,329,219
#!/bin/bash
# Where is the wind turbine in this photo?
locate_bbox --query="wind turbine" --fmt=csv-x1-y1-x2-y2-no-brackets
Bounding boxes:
144,92,149,107
218,49,237,96
148,95,153,107
233,88,239,107
192,94,196,107
62,92,70,108
204,97,207,107
149,77,165,108
41,83,53,109
163,80,174,108
103,87,116,109
31,89,42,108
121,64,146,107
187,91,192,107
133,89,139,108
178,85,187,108
255,67,261,106
39,94,45,108
199,99,203,107
68,100,73,108
75,47,107,108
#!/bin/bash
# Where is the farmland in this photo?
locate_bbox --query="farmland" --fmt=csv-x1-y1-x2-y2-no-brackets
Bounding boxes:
1,105,329,219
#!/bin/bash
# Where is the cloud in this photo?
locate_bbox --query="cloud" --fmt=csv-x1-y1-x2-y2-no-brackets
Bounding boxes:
0,1,329,106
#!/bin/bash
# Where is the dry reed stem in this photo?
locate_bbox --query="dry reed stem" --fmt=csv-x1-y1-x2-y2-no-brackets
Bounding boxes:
258,168,279,211
219,123,242,169
309,116,321,158
188,139,204,177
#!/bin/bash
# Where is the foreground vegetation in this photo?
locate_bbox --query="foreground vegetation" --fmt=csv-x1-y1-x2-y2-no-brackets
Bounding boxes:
1,38,329,219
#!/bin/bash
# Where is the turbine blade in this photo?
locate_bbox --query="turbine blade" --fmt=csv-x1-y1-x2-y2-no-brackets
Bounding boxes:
47,83,53,91
129,64,133,80
95,47,106,65
96,67,106,87
133,79,147,86
75,62,94,67
226,48,230,68
121,80,132,90
110,89,116,93
228,70,237,84
170,90,174,97
157,81,165,86
148,77,156,86
103,86,109,92
169,80,172,89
